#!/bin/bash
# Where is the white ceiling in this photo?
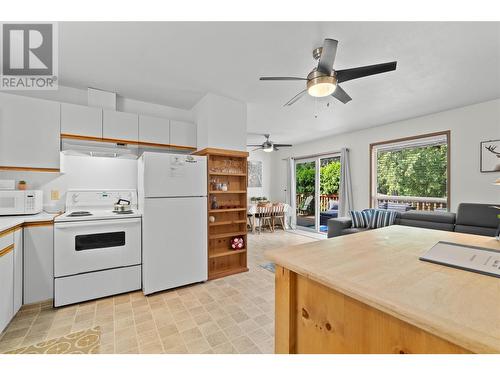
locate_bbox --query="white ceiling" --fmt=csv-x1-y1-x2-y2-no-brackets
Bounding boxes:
58,22,500,145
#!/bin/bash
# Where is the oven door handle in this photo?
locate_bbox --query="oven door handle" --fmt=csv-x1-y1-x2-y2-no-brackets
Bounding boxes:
55,218,141,229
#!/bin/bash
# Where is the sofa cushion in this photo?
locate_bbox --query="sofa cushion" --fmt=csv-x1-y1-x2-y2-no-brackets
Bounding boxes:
342,227,370,235
397,219,455,232
454,225,497,237
455,203,500,229
398,210,456,224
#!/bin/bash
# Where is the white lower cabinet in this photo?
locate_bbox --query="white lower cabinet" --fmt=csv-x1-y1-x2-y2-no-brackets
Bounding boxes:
24,225,54,305
13,228,23,313
0,233,14,333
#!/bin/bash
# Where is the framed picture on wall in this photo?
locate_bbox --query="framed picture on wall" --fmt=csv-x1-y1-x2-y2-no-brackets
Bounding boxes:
248,161,263,188
480,139,500,173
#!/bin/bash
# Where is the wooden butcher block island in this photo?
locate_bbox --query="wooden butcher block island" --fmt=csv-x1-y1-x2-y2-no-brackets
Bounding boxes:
265,226,500,354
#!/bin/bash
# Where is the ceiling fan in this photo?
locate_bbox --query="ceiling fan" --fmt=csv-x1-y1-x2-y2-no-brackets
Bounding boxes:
260,38,397,106
247,134,292,152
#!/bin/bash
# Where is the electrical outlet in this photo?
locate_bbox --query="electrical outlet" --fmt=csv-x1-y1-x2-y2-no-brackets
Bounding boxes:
51,190,60,201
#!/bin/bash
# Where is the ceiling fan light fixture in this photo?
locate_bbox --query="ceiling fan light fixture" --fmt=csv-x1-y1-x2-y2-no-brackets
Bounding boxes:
263,146,274,152
306,75,337,98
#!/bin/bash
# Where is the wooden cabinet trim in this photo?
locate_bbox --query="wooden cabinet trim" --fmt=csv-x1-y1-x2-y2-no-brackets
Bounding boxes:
0,244,14,258
0,225,22,238
0,166,60,172
23,221,54,228
61,133,196,151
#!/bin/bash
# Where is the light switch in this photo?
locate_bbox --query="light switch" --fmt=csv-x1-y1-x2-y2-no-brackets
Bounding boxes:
51,190,60,201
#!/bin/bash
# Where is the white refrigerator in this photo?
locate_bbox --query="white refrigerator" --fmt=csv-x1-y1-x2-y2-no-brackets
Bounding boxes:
138,152,207,295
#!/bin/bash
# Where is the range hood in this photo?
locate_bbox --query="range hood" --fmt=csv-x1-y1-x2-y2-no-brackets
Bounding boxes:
61,138,139,159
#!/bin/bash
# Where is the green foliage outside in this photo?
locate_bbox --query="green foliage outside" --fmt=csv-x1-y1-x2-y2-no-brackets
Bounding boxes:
295,159,341,196
376,145,448,198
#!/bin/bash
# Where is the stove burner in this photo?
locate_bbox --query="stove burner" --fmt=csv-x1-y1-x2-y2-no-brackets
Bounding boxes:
113,210,134,214
67,211,93,217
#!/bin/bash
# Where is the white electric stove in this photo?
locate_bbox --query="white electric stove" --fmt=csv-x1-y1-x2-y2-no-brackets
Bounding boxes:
54,190,142,307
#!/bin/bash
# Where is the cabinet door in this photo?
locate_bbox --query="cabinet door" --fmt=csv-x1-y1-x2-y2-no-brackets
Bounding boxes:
103,110,138,142
0,93,60,170
138,115,170,145
24,225,54,304
0,242,14,332
61,102,102,138
170,120,196,148
13,228,23,314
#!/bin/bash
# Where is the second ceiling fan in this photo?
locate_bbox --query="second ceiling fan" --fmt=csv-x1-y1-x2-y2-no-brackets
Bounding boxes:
260,38,397,106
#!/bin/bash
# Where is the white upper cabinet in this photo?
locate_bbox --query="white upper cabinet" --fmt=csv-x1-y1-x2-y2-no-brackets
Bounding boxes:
0,93,60,170
61,102,102,138
170,120,196,148
139,115,170,145
103,110,138,142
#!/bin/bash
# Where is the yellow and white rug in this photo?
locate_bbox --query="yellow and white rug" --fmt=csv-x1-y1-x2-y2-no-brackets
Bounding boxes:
5,327,100,354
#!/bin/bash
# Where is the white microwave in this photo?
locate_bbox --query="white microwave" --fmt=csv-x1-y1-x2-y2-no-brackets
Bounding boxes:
0,190,43,215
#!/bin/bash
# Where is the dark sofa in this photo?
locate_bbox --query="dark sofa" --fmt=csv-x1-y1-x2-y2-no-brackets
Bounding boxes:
327,203,500,238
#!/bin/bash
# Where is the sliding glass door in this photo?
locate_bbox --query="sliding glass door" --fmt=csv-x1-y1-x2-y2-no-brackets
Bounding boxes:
295,154,341,233
295,159,317,231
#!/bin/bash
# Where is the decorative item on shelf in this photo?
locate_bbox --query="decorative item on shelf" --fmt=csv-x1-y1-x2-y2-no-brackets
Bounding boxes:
221,183,228,191
211,196,219,209
17,180,27,190
230,236,244,250
209,215,215,223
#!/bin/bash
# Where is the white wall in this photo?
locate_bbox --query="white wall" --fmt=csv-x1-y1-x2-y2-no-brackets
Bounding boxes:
193,93,247,151
0,154,137,211
270,99,500,212
247,149,272,201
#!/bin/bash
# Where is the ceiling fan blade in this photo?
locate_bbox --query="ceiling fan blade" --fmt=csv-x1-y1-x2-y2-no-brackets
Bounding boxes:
260,77,307,81
251,147,262,151
336,61,397,83
284,89,307,106
331,85,352,104
317,38,338,74
273,144,293,147
246,144,263,147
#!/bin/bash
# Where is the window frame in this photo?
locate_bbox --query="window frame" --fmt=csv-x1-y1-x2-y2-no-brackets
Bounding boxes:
369,130,451,210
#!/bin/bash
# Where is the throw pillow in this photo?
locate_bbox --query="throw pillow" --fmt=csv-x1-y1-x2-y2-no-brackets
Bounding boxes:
387,202,410,212
368,209,397,229
349,210,373,228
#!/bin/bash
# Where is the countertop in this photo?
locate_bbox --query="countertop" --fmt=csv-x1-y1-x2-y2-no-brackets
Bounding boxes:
265,225,500,353
0,212,59,233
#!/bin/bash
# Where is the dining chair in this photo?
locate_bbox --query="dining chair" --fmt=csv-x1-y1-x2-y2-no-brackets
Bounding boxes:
256,203,273,234
272,203,286,231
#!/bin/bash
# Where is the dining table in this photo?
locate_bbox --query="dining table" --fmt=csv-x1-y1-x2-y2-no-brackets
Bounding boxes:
247,202,291,233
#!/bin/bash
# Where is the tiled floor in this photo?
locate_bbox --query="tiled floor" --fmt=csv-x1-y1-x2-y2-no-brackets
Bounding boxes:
0,230,317,354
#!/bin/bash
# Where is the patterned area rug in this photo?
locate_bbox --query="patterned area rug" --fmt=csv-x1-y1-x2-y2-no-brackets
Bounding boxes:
260,262,275,273
5,327,100,354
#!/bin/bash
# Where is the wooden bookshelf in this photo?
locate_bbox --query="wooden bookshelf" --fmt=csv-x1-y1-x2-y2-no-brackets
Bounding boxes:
193,148,249,280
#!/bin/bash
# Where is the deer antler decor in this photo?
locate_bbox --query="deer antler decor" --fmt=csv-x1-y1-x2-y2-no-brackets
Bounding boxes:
485,145,500,158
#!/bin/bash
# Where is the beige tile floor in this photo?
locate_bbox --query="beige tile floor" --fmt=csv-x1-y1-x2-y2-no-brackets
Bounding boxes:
0,230,317,354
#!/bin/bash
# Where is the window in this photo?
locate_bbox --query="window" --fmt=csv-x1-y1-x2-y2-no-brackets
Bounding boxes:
370,131,450,211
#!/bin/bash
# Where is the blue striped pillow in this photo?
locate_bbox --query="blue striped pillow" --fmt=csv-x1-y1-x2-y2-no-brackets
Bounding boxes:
349,210,373,228
368,209,397,229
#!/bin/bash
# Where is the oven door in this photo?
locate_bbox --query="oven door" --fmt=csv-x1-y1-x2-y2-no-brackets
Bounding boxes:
54,218,141,277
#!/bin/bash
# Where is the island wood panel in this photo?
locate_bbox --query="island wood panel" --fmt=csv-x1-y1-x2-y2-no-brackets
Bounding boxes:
275,265,470,354
267,226,500,354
